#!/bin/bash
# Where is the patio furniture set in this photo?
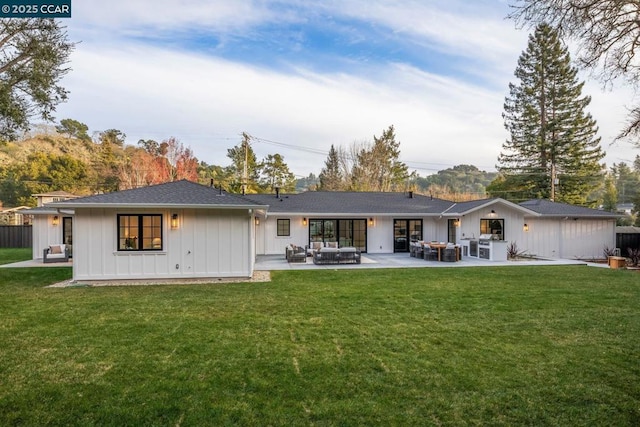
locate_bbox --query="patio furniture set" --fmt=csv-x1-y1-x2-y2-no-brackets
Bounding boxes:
410,241,461,262
285,242,362,265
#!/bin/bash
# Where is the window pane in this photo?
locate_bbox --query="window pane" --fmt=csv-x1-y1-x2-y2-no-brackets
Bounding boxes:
323,220,336,241
277,219,290,236
118,214,161,251
142,215,162,249
480,219,504,240
119,215,140,250
309,220,323,242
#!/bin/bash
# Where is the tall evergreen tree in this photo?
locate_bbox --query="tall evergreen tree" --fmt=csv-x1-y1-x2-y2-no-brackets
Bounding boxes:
351,125,409,192
260,153,296,192
318,144,343,190
495,23,604,205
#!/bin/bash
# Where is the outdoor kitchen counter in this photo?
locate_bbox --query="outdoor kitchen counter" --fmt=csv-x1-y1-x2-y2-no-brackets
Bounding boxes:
460,239,508,261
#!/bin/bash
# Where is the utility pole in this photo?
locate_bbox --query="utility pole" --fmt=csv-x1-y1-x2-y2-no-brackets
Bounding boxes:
242,132,249,195
550,162,557,202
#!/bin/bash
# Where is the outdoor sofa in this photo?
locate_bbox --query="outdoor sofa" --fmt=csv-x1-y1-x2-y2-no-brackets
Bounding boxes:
312,246,361,265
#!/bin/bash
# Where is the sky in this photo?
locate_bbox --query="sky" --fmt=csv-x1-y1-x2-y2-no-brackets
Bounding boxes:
54,0,640,178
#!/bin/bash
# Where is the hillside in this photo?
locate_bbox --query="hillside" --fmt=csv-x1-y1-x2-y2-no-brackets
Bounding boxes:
0,134,96,166
0,132,498,207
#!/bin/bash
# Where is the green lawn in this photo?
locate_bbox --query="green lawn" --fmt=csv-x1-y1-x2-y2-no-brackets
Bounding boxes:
0,247,31,265
0,264,638,425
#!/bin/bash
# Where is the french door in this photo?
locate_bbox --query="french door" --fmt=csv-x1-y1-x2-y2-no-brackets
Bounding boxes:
63,217,73,258
394,219,422,252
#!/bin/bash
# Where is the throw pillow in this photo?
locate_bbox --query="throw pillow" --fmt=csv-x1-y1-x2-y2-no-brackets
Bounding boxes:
50,245,62,254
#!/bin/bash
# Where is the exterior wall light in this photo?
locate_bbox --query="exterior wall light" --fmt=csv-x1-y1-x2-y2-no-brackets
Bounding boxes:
255,217,260,226
171,213,179,229
52,215,59,226
303,217,307,226
454,219,461,227
523,223,529,232
369,218,374,226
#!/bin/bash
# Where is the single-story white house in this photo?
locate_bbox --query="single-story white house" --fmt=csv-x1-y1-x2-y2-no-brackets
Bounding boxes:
34,180,268,282
28,180,619,281
244,190,618,260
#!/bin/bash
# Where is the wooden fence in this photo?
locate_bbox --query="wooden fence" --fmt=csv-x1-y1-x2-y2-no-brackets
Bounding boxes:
617,227,640,258
0,225,32,248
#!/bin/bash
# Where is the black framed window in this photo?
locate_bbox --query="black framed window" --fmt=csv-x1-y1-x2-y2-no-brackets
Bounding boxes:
310,218,367,252
480,218,504,240
118,214,163,251
277,219,290,236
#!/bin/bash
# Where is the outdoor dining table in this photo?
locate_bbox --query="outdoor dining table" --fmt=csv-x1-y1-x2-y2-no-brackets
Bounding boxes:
426,243,460,262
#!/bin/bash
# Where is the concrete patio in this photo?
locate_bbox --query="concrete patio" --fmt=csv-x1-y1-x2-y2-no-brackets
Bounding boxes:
1,253,605,270
254,253,600,270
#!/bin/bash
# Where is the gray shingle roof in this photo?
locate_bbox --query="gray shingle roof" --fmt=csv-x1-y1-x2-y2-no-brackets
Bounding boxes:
443,198,541,216
447,199,496,212
244,191,455,215
519,199,619,218
47,180,267,209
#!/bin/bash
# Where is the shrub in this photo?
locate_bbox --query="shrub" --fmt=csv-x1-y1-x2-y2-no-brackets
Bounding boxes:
628,248,640,267
507,241,527,260
603,245,617,258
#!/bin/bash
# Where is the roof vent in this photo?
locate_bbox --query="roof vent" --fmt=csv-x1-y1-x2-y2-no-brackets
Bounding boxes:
210,178,214,188
408,191,414,198
275,187,280,198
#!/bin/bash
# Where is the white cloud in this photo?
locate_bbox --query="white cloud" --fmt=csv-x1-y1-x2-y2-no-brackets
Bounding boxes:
57,41,512,176
70,0,276,35
53,0,638,180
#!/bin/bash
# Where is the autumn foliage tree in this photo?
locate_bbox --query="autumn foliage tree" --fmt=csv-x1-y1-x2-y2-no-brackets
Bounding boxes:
164,137,198,182
117,137,199,189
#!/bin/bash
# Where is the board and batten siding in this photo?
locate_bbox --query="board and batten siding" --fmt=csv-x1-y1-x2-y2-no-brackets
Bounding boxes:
32,214,64,259
457,206,526,244
72,208,253,281
521,218,616,259
256,215,308,255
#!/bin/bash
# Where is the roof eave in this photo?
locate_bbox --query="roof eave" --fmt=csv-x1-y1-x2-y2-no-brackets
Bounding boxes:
446,199,541,217
524,213,621,219
47,203,269,210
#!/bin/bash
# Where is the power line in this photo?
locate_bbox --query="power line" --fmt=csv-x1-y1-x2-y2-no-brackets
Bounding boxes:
247,133,499,172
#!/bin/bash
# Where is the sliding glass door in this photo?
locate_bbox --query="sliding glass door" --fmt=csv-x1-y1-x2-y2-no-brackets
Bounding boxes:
309,219,367,252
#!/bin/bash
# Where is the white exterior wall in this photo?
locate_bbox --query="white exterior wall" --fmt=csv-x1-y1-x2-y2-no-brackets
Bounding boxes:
368,216,391,253
31,214,64,259
521,218,616,259
255,215,445,255
457,205,526,244
73,208,253,281
256,215,309,255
